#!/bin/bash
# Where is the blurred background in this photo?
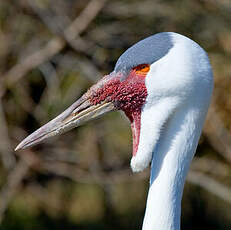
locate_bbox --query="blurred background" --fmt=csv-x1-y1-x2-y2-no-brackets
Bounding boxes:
0,0,231,229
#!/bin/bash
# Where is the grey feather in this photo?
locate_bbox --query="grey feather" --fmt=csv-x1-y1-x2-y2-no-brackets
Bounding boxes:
115,32,173,73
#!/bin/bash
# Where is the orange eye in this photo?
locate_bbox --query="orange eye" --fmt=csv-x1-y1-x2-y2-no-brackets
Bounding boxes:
134,64,150,75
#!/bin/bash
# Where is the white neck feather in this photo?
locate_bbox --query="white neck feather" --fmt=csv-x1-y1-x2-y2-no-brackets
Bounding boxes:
142,102,207,230
130,33,213,230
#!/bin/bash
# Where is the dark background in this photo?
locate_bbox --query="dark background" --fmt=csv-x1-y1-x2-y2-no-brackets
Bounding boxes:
0,0,231,229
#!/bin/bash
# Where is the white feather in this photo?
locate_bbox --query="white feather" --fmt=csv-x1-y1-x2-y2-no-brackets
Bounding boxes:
131,33,213,230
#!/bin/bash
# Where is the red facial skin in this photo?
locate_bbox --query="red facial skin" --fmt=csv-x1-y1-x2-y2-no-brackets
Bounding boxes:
90,70,148,156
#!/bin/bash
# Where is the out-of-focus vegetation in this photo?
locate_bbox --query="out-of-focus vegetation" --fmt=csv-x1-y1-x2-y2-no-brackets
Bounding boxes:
0,0,231,229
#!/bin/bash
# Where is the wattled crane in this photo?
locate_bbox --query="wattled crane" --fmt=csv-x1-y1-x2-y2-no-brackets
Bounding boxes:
16,32,213,230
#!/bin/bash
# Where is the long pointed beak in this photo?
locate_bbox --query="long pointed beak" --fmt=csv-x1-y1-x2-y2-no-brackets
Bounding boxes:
15,91,116,151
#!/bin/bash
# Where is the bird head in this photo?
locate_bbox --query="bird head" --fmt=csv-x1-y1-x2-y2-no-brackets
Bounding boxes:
15,33,213,172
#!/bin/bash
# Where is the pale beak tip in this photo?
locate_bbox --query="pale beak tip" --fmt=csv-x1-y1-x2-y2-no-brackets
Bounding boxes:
15,141,25,151
15,144,21,152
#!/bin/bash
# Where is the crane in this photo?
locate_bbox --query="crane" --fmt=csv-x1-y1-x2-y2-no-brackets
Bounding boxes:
15,32,213,230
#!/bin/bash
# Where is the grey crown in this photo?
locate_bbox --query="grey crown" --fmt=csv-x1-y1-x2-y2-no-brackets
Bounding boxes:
115,32,173,73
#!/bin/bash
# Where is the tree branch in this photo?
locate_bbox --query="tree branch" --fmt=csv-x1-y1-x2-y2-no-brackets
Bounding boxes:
1,0,107,97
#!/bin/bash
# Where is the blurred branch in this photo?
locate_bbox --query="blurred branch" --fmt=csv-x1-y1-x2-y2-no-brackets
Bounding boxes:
39,152,231,204
0,100,15,169
188,170,231,204
30,0,107,50
36,158,148,185
1,149,231,223
28,0,70,35
64,0,107,41
1,0,107,98
1,37,65,97
0,151,41,223
0,0,107,221
204,104,231,163
191,157,230,178
33,61,61,121
28,0,90,52
36,156,231,206
104,0,174,18
0,158,29,223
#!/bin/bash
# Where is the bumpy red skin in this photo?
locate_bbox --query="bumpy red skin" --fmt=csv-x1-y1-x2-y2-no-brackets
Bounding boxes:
89,70,148,156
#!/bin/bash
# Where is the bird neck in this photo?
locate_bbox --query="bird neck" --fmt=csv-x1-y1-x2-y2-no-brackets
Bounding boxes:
142,103,206,230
